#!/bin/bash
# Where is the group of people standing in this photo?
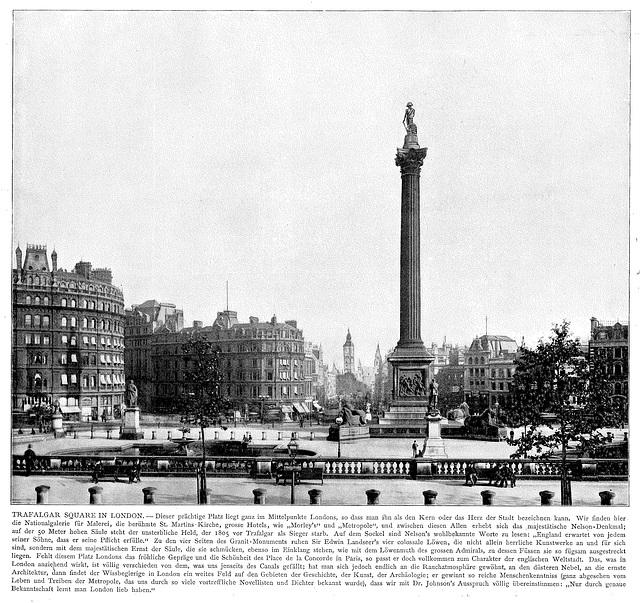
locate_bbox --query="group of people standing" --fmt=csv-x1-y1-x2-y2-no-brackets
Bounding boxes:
465,462,516,488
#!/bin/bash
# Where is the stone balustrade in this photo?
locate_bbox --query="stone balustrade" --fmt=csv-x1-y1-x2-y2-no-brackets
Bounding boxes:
12,454,628,481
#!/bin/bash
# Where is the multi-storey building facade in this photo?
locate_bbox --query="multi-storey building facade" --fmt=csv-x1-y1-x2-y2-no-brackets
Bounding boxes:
150,311,308,418
463,335,518,414
373,348,393,413
12,244,126,420
124,300,184,409
589,317,629,415
303,341,326,404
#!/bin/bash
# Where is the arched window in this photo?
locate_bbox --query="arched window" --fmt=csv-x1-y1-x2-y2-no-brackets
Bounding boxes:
90,319,96,329
61,316,67,327
43,296,49,305
70,299,76,308
25,314,32,327
25,295,31,304
70,317,77,327
614,364,622,377
83,318,88,328
100,302,104,311
35,296,40,304
480,357,485,364
61,298,67,307
82,299,87,308
35,276,41,286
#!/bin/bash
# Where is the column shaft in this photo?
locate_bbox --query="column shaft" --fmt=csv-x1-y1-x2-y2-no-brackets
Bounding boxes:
399,170,422,345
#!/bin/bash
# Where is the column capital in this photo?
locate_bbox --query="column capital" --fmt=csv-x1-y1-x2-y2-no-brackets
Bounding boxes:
396,147,427,174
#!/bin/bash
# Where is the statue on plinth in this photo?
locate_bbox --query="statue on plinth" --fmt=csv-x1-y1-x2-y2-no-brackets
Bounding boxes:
428,379,439,413
125,379,139,409
121,379,144,439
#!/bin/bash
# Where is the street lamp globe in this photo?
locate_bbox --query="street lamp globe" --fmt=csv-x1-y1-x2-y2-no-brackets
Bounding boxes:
287,438,299,459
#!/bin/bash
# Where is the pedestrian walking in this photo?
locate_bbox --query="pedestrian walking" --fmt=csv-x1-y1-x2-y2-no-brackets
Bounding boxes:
465,462,478,486
24,444,37,476
91,461,102,484
128,460,141,484
411,440,418,458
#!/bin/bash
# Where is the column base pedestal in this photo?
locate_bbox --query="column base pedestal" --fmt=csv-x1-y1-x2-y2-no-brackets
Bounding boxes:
422,412,447,458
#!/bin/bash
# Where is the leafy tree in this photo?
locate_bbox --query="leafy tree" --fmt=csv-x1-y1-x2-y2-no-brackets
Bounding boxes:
181,334,229,504
503,321,625,505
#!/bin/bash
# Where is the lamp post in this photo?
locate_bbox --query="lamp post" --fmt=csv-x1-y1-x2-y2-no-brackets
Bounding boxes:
335,416,343,458
287,437,299,505
258,395,269,424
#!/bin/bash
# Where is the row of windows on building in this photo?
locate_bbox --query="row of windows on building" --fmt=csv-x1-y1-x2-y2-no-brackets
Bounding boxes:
62,353,124,365
24,332,124,348
223,357,299,369
18,273,120,294
59,373,125,386
224,369,304,381
23,295,121,312
28,372,124,388
152,355,301,371
469,380,511,389
154,341,304,354
468,367,513,378
593,347,627,358
595,331,626,340
157,383,303,398
27,351,124,366
57,396,120,408
466,356,488,365
23,314,123,332
218,329,301,340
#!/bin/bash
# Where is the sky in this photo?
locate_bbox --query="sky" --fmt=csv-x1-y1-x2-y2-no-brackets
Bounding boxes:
12,10,630,369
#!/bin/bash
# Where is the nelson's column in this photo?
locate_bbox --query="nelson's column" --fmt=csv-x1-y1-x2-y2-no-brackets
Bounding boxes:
380,103,446,457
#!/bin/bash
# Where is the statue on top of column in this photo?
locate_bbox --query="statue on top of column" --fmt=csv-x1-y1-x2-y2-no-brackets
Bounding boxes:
403,102,416,132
